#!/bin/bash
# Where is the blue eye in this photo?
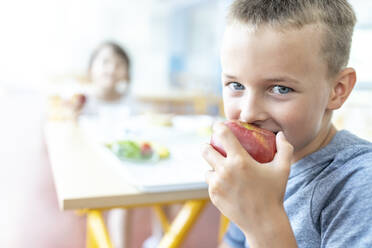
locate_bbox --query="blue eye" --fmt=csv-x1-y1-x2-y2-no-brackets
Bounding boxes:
228,82,245,91
272,85,293,94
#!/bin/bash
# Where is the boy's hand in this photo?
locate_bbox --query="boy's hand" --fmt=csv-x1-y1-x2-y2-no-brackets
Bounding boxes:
202,122,296,246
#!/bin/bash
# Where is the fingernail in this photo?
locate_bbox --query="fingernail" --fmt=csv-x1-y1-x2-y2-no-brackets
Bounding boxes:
277,131,284,139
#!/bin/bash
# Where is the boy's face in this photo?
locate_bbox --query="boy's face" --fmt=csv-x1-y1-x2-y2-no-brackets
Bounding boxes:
221,23,333,160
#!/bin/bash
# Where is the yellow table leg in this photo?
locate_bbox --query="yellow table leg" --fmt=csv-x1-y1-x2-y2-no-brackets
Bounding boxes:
86,210,113,248
218,214,230,242
157,200,208,248
153,205,171,232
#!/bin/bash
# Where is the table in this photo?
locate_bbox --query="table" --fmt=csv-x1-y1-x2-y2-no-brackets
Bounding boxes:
44,121,228,247
135,90,223,115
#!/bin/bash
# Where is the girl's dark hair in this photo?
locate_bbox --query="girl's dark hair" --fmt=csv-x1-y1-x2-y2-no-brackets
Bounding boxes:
88,41,131,80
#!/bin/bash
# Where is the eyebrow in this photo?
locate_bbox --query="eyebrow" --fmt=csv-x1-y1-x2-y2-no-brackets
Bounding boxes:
264,77,300,85
223,74,237,80
222,74,299,85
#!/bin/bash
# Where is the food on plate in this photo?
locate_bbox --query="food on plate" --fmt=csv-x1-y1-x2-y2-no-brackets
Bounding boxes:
155,145,170,159
110,140,142,159
140,142,154,158
210,120,277,163
106,140,169,162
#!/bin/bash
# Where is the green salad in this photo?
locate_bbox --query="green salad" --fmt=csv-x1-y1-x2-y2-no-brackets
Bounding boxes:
106,140,156,161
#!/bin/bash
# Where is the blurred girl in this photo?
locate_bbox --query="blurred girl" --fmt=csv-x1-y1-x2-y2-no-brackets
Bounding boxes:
88,41,133,248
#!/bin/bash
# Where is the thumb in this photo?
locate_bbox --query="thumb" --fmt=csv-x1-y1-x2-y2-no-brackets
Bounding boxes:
272,131,294,172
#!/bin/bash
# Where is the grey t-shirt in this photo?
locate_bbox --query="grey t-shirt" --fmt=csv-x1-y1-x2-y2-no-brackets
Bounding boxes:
224,130,372,248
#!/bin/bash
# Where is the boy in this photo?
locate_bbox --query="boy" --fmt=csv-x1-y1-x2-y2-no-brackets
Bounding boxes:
202,0,372,247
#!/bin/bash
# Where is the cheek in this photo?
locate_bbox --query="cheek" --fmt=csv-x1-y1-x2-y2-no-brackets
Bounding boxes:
92,69,108,83
278,101,325,150
222,92,240,119
115,69,127,81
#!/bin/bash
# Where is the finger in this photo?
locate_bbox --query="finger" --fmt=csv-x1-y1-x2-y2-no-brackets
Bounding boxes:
272,131,294,172
202,143,224,172
213,122,248,158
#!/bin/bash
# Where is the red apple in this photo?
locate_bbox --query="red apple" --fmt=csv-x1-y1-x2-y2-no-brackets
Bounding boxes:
70,93,86,111
210,120,277,163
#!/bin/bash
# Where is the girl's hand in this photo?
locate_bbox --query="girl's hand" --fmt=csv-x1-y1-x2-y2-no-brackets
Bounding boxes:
202,122,296,246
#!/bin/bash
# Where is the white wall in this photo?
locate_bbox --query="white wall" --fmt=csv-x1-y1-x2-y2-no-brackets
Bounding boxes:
0,0,370,93
349,0,372,86
0,0,169,92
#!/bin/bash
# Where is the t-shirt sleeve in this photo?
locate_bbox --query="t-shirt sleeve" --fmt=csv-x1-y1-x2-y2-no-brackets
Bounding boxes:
223,222,247,248
316,153,372,247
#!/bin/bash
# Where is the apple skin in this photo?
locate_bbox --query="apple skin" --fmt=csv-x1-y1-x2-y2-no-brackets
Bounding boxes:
70,93,86,111
210,120,277,163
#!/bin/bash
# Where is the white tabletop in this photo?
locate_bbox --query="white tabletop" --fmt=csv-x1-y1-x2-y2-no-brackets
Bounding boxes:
44,121,209,210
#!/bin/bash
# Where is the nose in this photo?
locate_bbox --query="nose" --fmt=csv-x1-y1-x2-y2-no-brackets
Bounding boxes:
239,91,268,124
104,61,116,75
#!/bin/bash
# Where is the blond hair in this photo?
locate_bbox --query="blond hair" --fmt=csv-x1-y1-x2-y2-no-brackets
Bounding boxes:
228,0,357,77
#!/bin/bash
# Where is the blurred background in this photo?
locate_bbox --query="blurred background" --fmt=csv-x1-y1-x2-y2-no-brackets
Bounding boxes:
0,0,229,112
0,0,371,121
0,0,371,105
0,0,371,247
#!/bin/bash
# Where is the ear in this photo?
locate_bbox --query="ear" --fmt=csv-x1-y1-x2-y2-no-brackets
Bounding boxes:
327,67,356,110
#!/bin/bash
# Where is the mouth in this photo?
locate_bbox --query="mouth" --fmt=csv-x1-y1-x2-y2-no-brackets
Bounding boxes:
239,120,280,135
252,124,280,135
